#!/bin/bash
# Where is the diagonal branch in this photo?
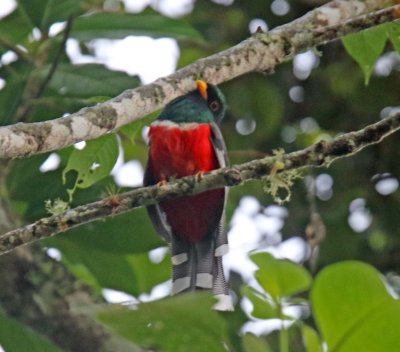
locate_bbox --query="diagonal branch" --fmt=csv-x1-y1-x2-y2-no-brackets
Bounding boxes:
1,111,399,256
0,0,397,159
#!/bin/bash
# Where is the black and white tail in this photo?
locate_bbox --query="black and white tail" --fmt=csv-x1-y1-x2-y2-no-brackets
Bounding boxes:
170,220,233,311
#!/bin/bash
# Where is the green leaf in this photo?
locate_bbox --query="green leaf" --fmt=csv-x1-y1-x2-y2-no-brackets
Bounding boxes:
61,243,168,296
342,24,388,84
7,151,68,220
44,209,164,254
63,134,118,197
302,325,322,352
242,333,273,352
45,208,165,255
40,63,140,98
241,286,279,319
53,239,141,295
45,231,169,296
0,311,61,352
96,293,228,352
0,9,32,45
43,210,168,295
17,0,84,31
0,60,31,125
311,261,400,352
71,11,202,41
388,22,400,53
250,252,312,301
0,73,27,125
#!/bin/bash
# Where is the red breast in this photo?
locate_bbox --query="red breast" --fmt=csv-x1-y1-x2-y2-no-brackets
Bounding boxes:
148,122,219,179
147,122,224,243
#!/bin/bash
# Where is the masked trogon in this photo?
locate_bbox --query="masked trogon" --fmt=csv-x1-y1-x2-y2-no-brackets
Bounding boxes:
144,80,231,309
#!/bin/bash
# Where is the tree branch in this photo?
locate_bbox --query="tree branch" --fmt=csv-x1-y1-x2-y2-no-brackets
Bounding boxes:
0,36,32,63
0,0,397,159
1,111,399,256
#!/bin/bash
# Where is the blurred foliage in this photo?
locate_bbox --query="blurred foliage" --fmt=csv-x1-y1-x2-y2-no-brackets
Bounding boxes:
97,293,228,352
1,0,400,351
241,256,400,352
0,311,61,352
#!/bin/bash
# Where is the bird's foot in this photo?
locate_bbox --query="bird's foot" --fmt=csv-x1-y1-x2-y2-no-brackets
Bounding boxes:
194,171,205,182
156,179,168,189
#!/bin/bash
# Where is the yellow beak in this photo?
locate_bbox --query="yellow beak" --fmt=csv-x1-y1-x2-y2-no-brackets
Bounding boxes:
196,80,208,100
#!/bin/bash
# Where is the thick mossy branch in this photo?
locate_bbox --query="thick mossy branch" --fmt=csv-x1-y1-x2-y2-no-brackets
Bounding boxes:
1,111,399,256
0,0,398,158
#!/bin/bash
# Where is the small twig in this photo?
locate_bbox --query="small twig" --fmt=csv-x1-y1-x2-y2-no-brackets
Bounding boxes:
1,111,399,256
0,37,32,63
36,17,74,98
303,171,326,273
16,17,74,122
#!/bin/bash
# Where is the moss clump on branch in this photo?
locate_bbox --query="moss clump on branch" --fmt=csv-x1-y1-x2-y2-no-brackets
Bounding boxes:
263,149,303,204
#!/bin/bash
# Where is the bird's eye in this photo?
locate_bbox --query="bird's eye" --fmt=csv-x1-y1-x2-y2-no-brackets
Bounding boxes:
209,100,220,112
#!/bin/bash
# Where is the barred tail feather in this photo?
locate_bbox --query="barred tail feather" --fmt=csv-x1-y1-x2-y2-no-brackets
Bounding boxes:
170,234,233,311
170,238,191,295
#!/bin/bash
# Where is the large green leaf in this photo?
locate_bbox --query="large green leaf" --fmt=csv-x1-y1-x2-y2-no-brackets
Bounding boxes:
41,63,140,98
70,11,201,41
97,293,228,352
0,311,61,352
342,24,388,84
311,261,400,352
63,134,118,197
16,0,85,31
250,252,312,301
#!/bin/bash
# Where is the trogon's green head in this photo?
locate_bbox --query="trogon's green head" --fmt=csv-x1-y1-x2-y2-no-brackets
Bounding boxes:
158,80,226,124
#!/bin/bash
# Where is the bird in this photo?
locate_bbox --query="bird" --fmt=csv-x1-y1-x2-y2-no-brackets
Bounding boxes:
144,80,232,310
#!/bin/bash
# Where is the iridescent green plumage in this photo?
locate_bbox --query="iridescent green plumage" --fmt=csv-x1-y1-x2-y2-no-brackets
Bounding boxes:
158,83,226,123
